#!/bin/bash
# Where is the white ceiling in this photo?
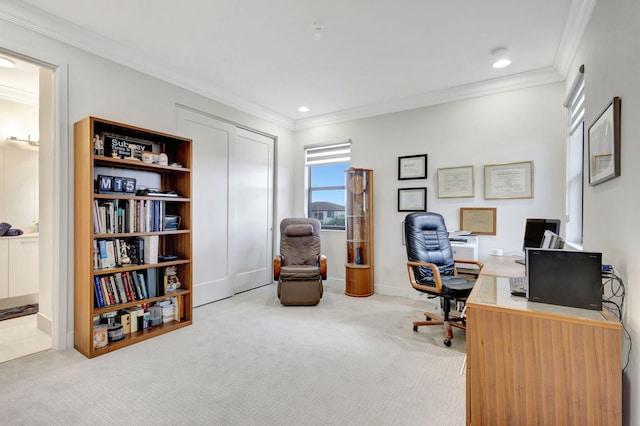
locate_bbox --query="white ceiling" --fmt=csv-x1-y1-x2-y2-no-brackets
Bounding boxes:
1,0,593,129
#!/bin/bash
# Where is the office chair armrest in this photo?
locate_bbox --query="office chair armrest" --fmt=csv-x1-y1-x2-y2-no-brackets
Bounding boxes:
274,255,282,280
319,255,327,280
453,259,484,271
407,261,444,293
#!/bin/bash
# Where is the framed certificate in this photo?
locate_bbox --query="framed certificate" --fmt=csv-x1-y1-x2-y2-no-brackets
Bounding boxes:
484,161,533,199
398,187,427,212
437,165,474,198
588,97,621,185
460,207,496,235
398,154,427,180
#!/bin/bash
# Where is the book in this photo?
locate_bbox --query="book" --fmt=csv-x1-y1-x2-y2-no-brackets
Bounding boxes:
142,235,159,264
93,240,99,270
129,271,143,300
121,272,134,302
136,272,149,299
93,276,105,308
101,276,114,305
98,240,108,269
105,240,116,268
145,268,157,298
114,273,127,303
109,275,121,304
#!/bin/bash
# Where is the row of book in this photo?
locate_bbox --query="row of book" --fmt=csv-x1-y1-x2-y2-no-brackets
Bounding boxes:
93,199,168,234
93,298,182,349
93,266,177,308
93,235,158,270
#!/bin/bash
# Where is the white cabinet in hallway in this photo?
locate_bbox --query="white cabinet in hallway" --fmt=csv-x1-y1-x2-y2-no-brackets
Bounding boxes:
0,239,8,298
5,236,39,298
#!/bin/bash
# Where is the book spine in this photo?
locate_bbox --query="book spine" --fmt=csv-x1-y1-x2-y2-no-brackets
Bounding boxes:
101,276,114,305
137,272,149,299
121,272,134,302
93,276,105,308
109,275,120,304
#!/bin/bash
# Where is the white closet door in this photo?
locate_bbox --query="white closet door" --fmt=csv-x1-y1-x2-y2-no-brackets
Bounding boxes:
178,107,234,306
231,128,274,294
177,107,274,305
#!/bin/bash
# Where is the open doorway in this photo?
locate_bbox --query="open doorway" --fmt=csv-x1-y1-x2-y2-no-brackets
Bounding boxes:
0,52,52,362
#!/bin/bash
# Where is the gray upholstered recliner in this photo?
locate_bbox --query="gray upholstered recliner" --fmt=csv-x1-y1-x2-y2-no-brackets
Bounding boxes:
274,218,326,306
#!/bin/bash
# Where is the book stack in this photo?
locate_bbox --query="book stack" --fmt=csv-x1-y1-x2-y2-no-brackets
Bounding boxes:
93,270,151,308
94,199,168,234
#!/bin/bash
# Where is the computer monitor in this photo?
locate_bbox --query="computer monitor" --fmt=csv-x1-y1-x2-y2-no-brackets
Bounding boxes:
526,248,602,310
522,218,561,251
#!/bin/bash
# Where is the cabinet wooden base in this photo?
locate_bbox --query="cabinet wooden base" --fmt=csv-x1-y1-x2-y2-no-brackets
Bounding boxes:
345,264,373,297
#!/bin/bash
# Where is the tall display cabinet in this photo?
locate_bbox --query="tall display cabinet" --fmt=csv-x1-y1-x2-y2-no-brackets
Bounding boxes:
345,167,374,297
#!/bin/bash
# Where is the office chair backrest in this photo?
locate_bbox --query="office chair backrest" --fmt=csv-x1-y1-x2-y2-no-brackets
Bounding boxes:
279,218,321,267
404,212,455,283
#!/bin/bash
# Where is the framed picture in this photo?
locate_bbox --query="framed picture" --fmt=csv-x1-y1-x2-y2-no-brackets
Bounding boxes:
398,154,427,180
398,187,427,212
460,207,497,235
588,96,621,185
437,165,474,198
484,161,533,199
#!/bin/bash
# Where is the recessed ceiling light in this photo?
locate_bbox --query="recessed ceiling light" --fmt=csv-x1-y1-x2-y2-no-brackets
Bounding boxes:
0,57,16,69
298,106,310,112
493,58,511,68
491,47,511,69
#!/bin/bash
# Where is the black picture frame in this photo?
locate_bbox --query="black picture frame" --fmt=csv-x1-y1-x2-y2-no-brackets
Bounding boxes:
588,96,621,186
398,187,427,212
398,154,427,180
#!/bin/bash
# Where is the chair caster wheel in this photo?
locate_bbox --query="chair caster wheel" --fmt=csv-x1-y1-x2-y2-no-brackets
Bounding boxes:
444,339,452,347
413,325,418,332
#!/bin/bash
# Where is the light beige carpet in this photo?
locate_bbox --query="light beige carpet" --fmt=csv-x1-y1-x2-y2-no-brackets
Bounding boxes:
0,283,466,425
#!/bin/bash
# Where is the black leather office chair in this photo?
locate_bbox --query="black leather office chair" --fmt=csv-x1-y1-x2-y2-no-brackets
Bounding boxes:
404,212,483,346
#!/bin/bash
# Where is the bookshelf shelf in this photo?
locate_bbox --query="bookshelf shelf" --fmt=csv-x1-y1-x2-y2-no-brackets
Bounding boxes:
74,116,193,358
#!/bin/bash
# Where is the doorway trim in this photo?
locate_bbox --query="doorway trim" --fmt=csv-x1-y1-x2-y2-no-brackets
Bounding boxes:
0,47,70,351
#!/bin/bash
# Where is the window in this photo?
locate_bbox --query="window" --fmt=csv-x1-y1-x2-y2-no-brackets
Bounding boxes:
305,142,351,230
564,70,585,246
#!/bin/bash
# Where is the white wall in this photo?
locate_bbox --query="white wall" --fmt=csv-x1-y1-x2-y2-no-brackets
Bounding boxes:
567,1,640,424
295,83,565,297
0,99,39,230
0,18,295,346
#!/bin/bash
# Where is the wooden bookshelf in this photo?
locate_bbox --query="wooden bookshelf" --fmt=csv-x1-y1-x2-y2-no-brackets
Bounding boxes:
74,117,192,358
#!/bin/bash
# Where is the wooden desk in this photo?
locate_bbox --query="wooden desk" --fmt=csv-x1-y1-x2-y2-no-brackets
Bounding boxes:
466,256,622,425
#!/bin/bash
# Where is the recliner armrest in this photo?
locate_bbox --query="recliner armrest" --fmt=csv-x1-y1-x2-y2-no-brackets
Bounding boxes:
274,255,282,280
319,255,327,280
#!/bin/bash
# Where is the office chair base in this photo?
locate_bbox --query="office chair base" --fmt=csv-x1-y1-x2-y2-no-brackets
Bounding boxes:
413,311,466,346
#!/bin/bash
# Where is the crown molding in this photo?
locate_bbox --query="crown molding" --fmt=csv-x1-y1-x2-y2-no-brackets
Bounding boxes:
294,68,564,130
0,0,295,130
0,0,592,132
0,84,37,105
553,0,597,78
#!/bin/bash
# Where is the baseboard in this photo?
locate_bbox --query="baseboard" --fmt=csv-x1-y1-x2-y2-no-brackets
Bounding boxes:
37,312,52,336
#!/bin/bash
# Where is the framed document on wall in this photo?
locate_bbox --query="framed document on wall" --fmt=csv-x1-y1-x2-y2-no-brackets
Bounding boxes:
398,187,427,212
398,154,427,180
460,207,496,235
437,165,474,198
484,161,533,199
